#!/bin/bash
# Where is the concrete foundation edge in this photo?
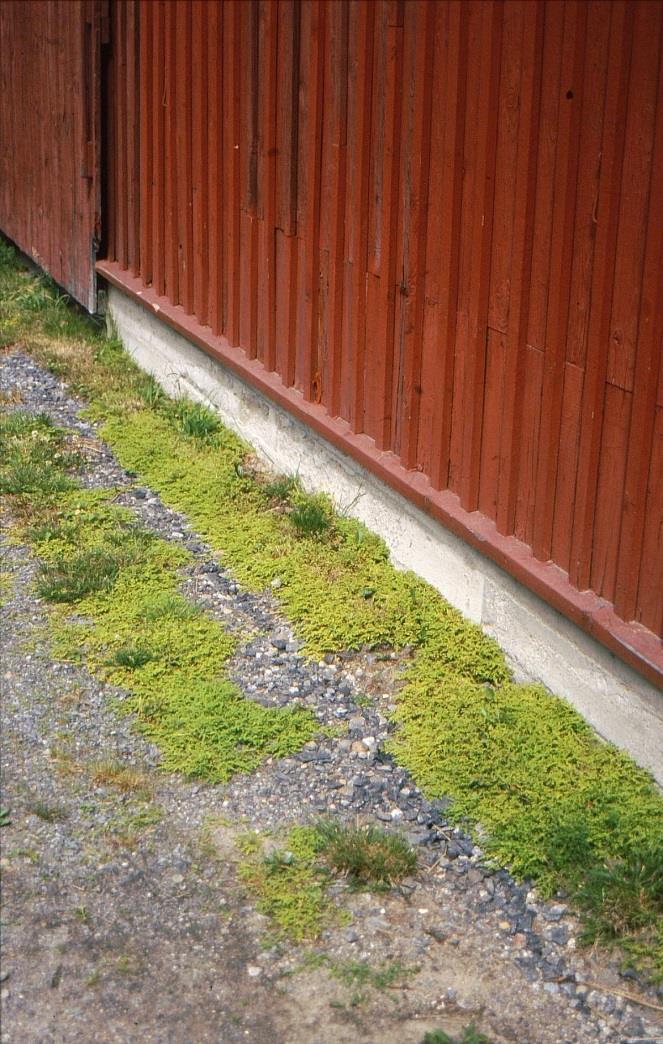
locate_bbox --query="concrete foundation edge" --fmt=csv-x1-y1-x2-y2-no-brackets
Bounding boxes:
108,287,663,786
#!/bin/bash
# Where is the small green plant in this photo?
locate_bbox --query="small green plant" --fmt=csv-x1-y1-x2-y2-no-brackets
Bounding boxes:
316,819,417,891
288,492,332,538
143,592,202,621
574,840,663,981
37,547,123,602
26,798,67,822
115,954,142,976
137,374,166,410
172,398,221,441
0,808,11,828
0,411,79,496
423,1026,490,1044
238,827,334,942
74,905,92,926
264,473,300,502
87,760,153,795
330,958,414,991
111,644,154,669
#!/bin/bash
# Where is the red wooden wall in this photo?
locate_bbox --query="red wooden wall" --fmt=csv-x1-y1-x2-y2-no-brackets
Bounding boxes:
32,0,663,683
0,1,104,312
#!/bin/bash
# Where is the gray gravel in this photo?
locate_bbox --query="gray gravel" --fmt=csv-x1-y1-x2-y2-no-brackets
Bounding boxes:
1,348,661,1043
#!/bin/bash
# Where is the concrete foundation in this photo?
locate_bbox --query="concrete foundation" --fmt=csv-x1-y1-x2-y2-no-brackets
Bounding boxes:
108,287,663,785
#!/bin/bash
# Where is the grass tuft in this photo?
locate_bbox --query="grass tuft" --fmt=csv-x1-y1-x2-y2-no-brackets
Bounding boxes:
171,398,221,441
0,410,79,496
288,491,333,538
111,645,155,669
37,547,123,601
26,798,67,823
87,760,153,795
574,841,663,982
263,473,300,502
316,819,417,891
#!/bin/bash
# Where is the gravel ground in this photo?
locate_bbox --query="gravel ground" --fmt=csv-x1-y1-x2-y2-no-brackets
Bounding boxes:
1,348,662,1043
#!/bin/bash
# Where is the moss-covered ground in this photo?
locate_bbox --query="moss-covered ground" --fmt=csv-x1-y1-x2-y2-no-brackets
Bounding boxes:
0,410,316,781
1,236,661,979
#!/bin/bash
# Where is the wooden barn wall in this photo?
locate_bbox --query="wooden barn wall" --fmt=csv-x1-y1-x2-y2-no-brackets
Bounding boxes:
99,0,663,680
0,0,104,312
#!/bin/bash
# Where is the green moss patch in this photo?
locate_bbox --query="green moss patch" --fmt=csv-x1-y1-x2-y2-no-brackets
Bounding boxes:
2,416,316,782
100,408,507,681
237,826,336,942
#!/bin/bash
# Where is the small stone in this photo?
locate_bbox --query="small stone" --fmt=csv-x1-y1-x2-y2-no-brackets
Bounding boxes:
547,924,570,946
247,965,262,978
270,577,282,589
271,637,287,651
541,903,567,922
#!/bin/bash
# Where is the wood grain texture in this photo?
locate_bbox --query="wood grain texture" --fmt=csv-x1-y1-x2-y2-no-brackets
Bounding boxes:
12,0,661,662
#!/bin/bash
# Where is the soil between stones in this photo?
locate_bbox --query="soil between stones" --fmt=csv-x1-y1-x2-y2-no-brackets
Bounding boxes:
1,349,661,1044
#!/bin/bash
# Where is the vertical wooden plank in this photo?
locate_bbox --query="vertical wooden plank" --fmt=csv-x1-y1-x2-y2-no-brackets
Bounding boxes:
276,0,300,237
589,385,632,601
478,328,506,518
296,0,326,400
487,0,526,338
104,0,117,265
324,0,349,418
533,0,588,560
495,0,543,534
222,0,241,344
459,0,503,511
125,0,139,275
274,0,301,386
257,0,278,369
238,0,260,356
514,345,545,544
115,0,128,270
163,0,179,304
635,408,663,634
614,28,663,618
606,1,661,394
207,1,222,334
570,1,634,589
191,0,209,325
448,0,483,495
395,0,435,467
424,0,468,489
550,361,584,569
151,0,165,296
139,0,153,287
175,0,193,312
363,0,404,447
526,1,564,352
346,0,374,432
564,0,611,370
